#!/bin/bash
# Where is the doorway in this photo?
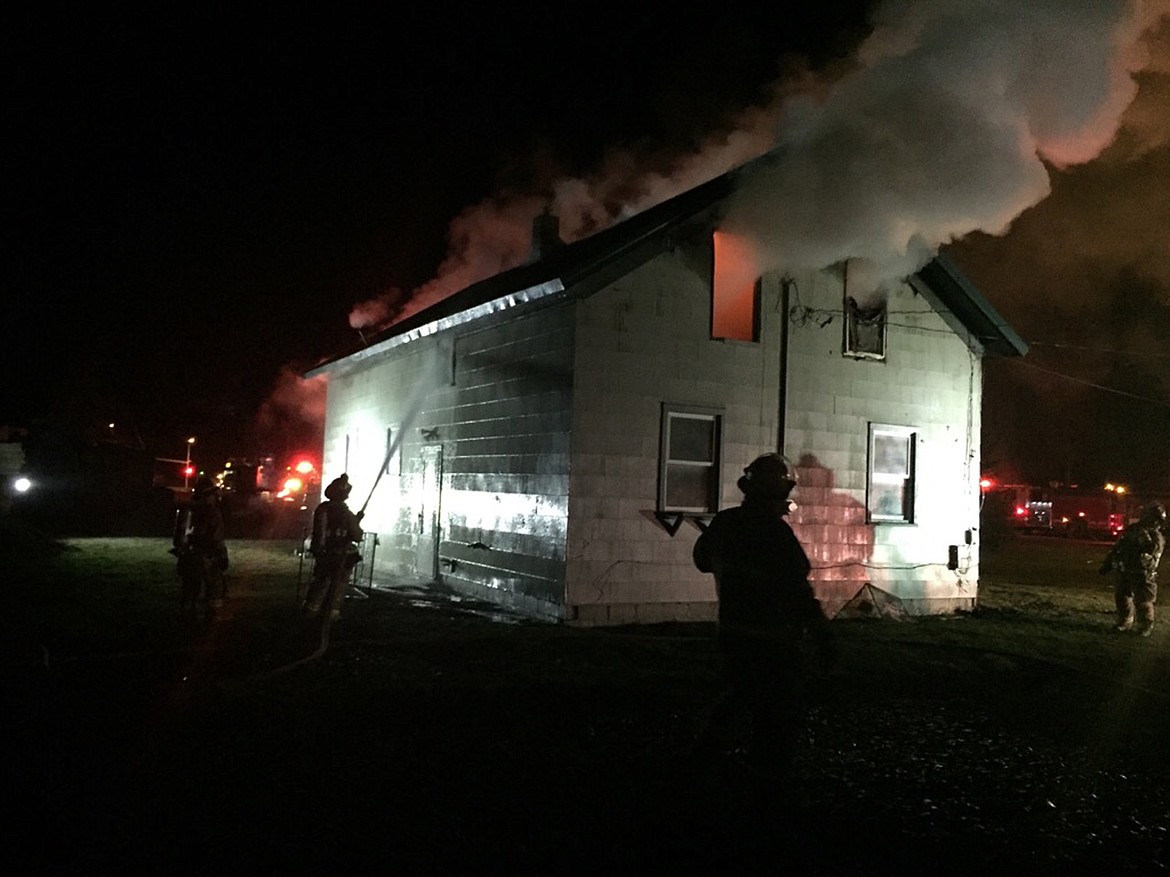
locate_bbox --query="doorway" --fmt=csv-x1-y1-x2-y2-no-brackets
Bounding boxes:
416,445,443,580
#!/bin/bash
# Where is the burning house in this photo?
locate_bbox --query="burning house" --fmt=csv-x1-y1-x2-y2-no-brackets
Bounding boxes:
304,150,1027,624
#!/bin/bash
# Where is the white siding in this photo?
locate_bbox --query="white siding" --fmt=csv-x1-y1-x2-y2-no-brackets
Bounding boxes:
322,252,987,624
782,269,981,616
321,306,575,618
566,247,784,625
566,258,982,624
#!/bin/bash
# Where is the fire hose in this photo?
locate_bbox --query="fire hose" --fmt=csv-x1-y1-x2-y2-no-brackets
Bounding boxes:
355,384,429,515
357,439,397,517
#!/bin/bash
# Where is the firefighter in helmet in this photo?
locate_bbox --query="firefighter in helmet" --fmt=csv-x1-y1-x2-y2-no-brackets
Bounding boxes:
1100,501,1166,636
171,474,229,622
691,453,835,801
303,473,364,621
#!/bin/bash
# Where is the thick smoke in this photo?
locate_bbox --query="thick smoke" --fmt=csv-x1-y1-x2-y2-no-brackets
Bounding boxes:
945,6,1169,325
726,0,1167,287
351,0,1168,331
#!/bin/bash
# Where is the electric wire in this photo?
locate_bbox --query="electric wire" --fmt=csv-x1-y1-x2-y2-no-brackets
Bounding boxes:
785,286,1170,408
1027,341,1170,359
1011,359,1170,409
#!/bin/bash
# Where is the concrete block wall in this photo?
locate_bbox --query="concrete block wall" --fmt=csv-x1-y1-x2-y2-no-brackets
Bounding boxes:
565,250,783,624
781,269,982,615
321,308,575,614
322,252,988,623
320,338,457,575
430,306,574,612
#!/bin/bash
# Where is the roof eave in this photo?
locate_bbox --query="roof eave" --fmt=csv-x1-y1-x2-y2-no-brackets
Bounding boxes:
303,278,567,379
304,165,741,379
911,252,1029,358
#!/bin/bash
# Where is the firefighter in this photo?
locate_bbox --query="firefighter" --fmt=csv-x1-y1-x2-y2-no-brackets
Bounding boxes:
303,473,364,621
171,474,229,622
691,453,835,804
1100,501,1166,636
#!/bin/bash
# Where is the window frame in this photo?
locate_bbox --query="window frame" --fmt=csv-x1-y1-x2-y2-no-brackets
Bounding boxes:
843,295,887,360
658,404,723,514
710,232,762,343
867,423,916,524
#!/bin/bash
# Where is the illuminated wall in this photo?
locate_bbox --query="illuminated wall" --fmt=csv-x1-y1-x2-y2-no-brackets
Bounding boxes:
320,243,989,623
434,308,573,615
565,239,784,625
781,268,982,615
564,251,983,623
322,305,574,618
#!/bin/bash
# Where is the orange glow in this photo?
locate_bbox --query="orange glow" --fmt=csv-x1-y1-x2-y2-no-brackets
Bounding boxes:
712,231,759,341
282,477,304,494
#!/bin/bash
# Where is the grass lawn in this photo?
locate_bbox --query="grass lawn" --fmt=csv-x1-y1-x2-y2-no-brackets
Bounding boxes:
2,528,1167,874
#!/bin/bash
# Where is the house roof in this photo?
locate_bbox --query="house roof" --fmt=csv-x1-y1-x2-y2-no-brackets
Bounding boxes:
909,252,1028,357
307,151,1026,377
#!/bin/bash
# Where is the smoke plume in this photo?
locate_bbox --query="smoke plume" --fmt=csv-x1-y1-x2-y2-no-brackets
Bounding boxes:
252,365,327,454
726,0,1167,285
350,0,1169,331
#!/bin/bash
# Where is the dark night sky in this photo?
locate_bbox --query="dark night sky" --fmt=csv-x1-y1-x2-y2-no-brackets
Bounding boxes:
5,2,1169,489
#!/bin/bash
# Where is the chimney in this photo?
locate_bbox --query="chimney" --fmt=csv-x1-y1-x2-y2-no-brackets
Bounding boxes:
528,207,564,263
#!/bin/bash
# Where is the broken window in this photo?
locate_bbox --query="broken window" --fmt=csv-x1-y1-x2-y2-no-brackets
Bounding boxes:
659,406,722,513
867,424,915,523
711,231,761,342
844,296,886,360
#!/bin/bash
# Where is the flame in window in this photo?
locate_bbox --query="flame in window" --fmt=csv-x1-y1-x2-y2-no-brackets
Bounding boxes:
712,231,759,342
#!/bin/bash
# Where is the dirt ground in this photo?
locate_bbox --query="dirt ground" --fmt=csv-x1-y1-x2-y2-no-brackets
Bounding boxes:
3,541,1168,875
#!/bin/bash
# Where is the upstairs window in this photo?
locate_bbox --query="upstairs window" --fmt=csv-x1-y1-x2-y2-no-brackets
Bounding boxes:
659,406,722,513
844,296,886,360
711,231,760,342
868,424,916,523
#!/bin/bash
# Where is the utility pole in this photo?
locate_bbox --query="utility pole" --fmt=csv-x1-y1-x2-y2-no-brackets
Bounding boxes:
184,437,196,489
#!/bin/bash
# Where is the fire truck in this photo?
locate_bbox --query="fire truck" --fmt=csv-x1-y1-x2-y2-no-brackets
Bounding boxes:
991,481,1129,539
1047,493,1127,539
222,454,321,510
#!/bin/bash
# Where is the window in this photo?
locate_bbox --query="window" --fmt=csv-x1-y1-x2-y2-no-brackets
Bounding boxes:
711,231,761,342
868,424,916,523
844,296,886,359
659,406,722,513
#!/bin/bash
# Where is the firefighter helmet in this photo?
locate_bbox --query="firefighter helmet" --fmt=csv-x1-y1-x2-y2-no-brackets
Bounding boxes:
736,453,797,499
324,474,353,502
1140,501,1167,523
